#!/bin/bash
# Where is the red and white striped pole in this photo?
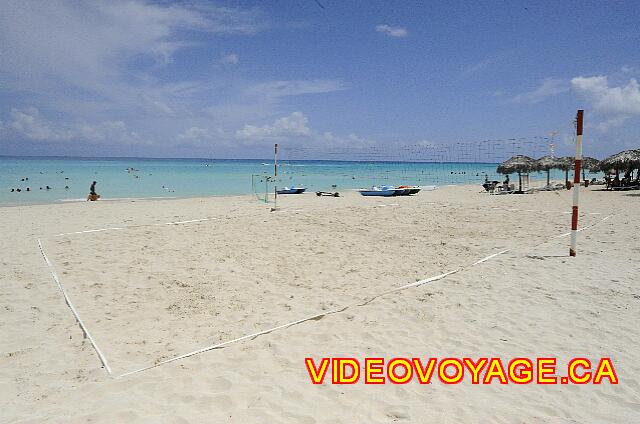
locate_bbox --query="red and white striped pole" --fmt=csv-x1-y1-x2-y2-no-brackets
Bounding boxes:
273,143,278,211
569,109,584,257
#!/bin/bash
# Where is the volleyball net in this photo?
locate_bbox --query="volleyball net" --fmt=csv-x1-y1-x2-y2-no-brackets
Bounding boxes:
274,137,558,192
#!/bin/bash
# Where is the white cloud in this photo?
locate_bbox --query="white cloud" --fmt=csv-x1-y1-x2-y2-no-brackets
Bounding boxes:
7,108,74,141
4,107,145,144
0,1,265,149
620,65,638,74
513,78,569,103
375,24,408,38
571,75,640,132
221,53,239,65
234,112,376,150
236,112,310,140
461,57,499,78
594,116,630,132
0,1,262,91
245,80,346,98
176,126,228,146
0,1,358,155
178,126,213,141
571,76,640,115
318,132,374,148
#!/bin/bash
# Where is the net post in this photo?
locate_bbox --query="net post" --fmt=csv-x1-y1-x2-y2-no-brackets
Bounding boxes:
570,110,583,257
272,143,278,212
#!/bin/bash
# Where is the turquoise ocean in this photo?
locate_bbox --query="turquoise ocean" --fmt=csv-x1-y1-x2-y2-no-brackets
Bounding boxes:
0,156,588,206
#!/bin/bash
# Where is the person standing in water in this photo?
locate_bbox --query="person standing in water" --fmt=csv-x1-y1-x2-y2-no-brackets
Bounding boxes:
87,180,100,201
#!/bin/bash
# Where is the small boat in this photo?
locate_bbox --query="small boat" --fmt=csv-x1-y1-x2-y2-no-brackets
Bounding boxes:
316,191,340,197
358,185,399,196
277,186,306,194
397,185,421,195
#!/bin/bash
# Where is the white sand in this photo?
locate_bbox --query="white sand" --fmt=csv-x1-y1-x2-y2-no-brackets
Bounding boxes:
1,185,639,423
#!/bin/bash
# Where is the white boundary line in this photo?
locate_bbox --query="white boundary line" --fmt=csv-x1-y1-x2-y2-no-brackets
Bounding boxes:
489,206,602,216
38,208,614,378
47,206,604,239
53,217,217,237
472,249,511,265
118,270,463,378
37,238,113,375
118,307,348,378
116,213,614,378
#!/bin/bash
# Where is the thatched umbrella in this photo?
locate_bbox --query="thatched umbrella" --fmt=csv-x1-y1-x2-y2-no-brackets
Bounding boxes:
535,155,563,186
545,156,600,182
600,149,640,172
497,155,536,193
581,156,601,180
557,156,575,183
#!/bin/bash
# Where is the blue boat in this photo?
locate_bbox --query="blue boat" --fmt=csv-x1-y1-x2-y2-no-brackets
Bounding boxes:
277,186,306,194
357,185,399,196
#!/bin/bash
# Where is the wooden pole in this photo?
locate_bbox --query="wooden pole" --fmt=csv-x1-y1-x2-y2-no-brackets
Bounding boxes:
570,110,583,257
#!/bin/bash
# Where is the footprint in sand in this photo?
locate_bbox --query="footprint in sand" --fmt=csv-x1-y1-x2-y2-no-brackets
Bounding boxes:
384,405,411,421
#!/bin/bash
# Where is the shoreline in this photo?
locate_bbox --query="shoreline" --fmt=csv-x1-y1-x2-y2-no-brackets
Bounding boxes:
0,175,580,208
0,191,262,209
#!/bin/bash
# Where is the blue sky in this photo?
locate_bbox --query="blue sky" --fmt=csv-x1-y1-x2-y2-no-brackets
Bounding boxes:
1,0,639,159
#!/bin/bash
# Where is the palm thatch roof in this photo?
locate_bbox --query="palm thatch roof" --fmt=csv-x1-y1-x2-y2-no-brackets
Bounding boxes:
600,149,640,171
581,156,601,172
536,155,600,172
496,155,536,174
535,155,563,171
556,156,575,171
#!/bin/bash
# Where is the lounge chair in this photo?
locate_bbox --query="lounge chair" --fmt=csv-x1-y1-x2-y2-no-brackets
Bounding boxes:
490,184,516,195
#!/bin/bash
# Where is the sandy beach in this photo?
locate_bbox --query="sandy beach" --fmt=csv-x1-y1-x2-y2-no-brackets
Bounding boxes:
1,184,639,423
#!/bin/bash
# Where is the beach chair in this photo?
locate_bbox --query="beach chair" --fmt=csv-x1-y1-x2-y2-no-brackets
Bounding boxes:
482,181,499,193
490,184,516,195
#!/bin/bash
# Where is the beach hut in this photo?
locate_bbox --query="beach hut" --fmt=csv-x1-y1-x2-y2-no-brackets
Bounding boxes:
600,149,640,172
535,155,563,186
497,155,535,193
600,149,640,188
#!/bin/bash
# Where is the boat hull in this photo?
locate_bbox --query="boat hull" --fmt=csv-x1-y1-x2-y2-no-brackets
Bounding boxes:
277,188,306,194
358,189,396,196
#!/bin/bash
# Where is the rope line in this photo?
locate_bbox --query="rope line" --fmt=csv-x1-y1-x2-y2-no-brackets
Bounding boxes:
115,213,613,378
35,193,614,378
37,238,113,375
47,205,604,239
